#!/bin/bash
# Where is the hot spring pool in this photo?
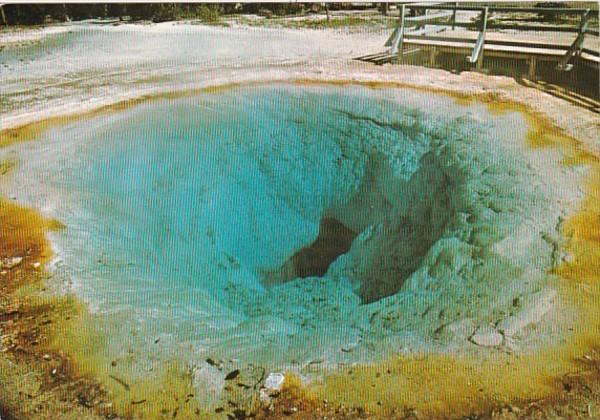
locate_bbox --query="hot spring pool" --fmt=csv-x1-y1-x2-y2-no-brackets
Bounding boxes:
0,84,585,390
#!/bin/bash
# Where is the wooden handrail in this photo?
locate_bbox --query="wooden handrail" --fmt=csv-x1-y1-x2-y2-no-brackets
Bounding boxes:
408,5,592,15
395,19,588,34
404,3,597,36
405,11,453,24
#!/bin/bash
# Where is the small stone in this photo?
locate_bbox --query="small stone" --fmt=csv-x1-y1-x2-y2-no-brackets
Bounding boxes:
192,362,225,405
264,372,285,392
497,289,557,337
43,354,51,361
32,262,41,269
434,318,476,341
561,253,575,264
260,372,286,403
470,325,503,347
1,257,23,269
224,369,240,381
259,388,271,403
283,407,298,415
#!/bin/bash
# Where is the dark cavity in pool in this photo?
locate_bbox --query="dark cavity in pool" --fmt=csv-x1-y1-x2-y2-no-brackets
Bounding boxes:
262,217,357,286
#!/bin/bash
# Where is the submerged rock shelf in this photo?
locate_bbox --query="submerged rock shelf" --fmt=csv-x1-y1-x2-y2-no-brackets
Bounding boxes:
0,83,587,408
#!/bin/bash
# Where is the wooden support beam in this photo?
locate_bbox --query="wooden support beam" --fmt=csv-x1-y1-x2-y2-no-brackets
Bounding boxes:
487,23,581,33
390,4,406,56
557,10,590,71
429,46,438,67
384,29,398,47
468,7,488,68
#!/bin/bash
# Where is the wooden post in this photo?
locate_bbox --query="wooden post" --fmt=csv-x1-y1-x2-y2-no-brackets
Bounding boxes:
61,3,69,22
528,56,537,80
429,46,438,67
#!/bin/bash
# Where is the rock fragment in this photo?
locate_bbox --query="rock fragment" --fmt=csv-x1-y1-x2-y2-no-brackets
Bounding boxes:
470,325,503,347
496,289,557,337
192,362,225,405
264,372,285,392
225,369,240,381
434,318,476,341
260,372,285,403
0,256,23,269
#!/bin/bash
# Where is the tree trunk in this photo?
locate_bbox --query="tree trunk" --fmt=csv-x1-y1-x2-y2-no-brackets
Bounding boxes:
0,5,7,26
380,3,388,16
62,3,70,22
325,3,330,22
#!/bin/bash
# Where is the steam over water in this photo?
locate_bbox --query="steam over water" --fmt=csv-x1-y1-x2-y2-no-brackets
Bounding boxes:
0,85,583,375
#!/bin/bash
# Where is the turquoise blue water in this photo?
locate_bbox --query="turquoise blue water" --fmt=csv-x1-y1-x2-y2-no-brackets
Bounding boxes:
1,84,578,374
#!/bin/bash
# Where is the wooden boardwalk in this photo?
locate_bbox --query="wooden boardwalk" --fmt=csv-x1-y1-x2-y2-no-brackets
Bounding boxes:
357,4,599,77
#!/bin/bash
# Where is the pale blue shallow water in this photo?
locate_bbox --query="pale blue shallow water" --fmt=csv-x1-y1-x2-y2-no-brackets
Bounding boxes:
1,84,578,372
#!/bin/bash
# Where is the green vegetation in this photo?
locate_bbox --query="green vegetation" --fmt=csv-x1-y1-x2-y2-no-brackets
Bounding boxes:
0,3,399,28
0,3,366,26
281,16,395,30
235,15,396,32
0,3,230,26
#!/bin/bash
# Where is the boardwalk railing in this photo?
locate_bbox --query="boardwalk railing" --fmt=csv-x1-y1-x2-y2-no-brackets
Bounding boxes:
384,3,598,72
